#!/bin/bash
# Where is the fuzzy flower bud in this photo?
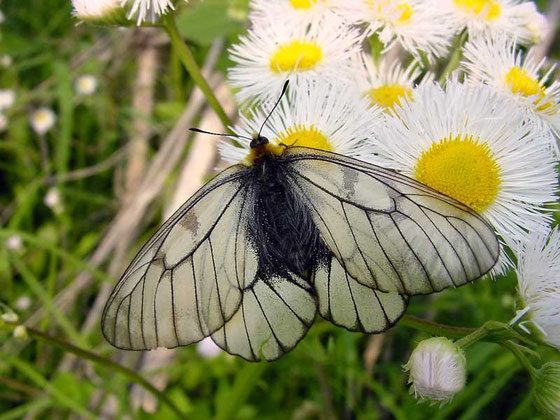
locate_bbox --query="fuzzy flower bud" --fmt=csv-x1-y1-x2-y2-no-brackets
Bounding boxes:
531,362,560,419
404,337,466,403
1,312,19,324
196,337,222,359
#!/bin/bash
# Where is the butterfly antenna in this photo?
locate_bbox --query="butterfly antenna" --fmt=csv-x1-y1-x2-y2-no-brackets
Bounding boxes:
189,128,253,142
258,80,289,138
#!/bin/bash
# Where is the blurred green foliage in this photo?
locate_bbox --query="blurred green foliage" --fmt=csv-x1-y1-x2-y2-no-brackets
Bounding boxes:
0,0,558,419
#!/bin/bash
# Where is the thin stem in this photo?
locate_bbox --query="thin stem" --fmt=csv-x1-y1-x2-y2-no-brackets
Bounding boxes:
455,326,490,349
163,14,232,130
438,29,468,84
2,323,187,419
400,315,477,339
501,340,538,376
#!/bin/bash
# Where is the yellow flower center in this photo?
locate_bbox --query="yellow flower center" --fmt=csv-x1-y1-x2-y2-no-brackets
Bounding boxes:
415,136,501,212
277,125,332,151
366,84,413,110
269,40,323,73
453,0,501,20
368,0,414,23
289,0,325,9
505,66,555,112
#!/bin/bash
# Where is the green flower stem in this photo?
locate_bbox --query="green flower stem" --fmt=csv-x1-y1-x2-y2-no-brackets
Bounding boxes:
163,14,232,130
400,315,476,339
400,316,534,347
438,29,468,84
501,340,538,376
1,323,187,419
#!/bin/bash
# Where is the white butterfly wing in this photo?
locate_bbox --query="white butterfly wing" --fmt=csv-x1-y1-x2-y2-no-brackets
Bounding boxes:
314,256,408,333
102,165,260,350
284,148,499,296
211,272,316,361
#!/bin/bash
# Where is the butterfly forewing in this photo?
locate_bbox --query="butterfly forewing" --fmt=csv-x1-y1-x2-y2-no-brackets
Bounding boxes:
101,165,259,350
284,147,500,296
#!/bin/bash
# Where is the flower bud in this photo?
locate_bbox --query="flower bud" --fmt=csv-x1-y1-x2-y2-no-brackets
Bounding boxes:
13,325,28,341
1,312,19,324
404,337,466,403
531,362,560,419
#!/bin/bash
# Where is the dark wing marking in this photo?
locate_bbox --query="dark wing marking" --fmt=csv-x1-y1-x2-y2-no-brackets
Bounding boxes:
314,255,408,333
211,272,316,362
101,165,260,350
283,147,499,295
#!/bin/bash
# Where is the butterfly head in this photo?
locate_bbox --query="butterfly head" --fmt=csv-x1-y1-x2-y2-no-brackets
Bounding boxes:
250,133,269,149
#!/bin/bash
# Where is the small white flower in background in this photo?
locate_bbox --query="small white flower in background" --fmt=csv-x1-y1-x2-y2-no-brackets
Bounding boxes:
462,36,560,141
441,0,541,44
0,89,15,111
352,53,432,112
404,337,466,403
13,325,28,341
31,108,56,135
75,74,98,96
228,14,361,105
220,78,381,164
0,113,7,132
0,10,5,24
338,0,458,61
44,187,62,212
369,81,557,273
0,55,12,68
197,337,222,358
1,312,19,324
72,0,124,24
250,0,344,25
121,0,187,24
515,227,560,349
531,362,560,419
520,2,549,44
6,235,23,252
15,296,32,311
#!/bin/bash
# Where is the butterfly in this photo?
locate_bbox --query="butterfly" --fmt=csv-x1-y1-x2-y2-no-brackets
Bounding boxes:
102,83,499,361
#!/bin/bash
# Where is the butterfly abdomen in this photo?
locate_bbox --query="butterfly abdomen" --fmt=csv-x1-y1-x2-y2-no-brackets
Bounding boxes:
249,154,328,280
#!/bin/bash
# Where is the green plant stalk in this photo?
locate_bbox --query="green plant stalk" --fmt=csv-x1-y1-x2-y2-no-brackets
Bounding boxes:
400,315,477,339
500,340,537,376
438,29,468,84
163,14,232,130
2,323,187,419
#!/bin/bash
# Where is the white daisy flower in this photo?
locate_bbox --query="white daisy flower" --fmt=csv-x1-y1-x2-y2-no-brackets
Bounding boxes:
228,14,362,105
519,2,549,44
15,295,32,311
441,0,539,44
0,89,15,111
353,53,432,112
197,337,222,358
121,0,186,24
75,74,98,96
31,108,56,135
6,235,23,252
462,36,560,140
404,337,466,403
219,78,381,165
369,81,557,272
515,227,560,349
72,0,125,24
338,0,457,61
249,0,344,25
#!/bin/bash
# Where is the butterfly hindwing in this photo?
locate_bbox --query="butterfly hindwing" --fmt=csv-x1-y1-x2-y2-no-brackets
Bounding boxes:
314,256,408,333
284,147,499,296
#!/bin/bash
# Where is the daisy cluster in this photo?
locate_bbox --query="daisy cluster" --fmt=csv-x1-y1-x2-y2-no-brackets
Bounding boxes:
224,0,559,351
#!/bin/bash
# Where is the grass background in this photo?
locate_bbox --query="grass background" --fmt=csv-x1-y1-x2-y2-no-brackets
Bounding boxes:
1,0,559,418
